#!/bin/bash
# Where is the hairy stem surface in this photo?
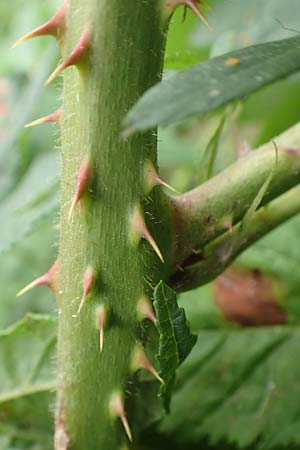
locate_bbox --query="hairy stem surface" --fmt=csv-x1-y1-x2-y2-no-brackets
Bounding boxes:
57,1,173,448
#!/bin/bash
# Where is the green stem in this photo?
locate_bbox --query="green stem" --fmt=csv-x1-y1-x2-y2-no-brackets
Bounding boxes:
57,1,173,449
172,124,300,265
170,185,300,292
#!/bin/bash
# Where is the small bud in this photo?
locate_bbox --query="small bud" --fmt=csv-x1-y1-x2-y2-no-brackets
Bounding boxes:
164,0,212,31
131,345,164,384
109,392,132,442
17,260,59,297
68,159,91,221
129,204,164,263
46,28,91,85
77,266,95,314
144,160,176,195
24,108,62,128
95,304,108,352
12,1,67,48
137,296,156,323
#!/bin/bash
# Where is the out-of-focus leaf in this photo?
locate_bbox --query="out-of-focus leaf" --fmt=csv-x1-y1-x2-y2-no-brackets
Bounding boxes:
0,152,59,254
153,281,197,410
160,325,300,449
0,314,56,403
0,314,56,449
198,114,226,183
0,45,58,200
125,36,300,131
0,224,57,329
192,0,300,55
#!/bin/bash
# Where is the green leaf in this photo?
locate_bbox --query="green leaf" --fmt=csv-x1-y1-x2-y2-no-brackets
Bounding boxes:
153,281,197,410
160,325,300,449
198,114,226,183
125,35,300,132
0,314,56,449
0,152,59,254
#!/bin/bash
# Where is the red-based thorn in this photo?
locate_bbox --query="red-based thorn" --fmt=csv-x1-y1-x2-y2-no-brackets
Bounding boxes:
46,28,91,85
96,304,108,352
131,346,164,385
24,108,62,128
109,392,133,442
137,296,157,324
12,1,68,48
183,0,213,31
68,159,91,221
144,160,177,194
17,260,59,297
77,266,95,314
130,205,164,263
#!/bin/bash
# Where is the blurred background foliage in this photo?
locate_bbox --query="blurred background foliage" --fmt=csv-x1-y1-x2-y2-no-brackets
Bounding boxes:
1,0,300,449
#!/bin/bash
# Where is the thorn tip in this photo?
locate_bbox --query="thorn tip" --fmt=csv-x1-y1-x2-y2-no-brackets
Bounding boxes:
68,159,91,221
17,260,59,297
46,27,91,85
109,392,132,442
129,205,164,263
12,1,67,49
77,266,95,314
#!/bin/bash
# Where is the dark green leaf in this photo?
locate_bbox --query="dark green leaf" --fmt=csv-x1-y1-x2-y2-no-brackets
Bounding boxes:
0,314,56,449
0,153,59,254
160,325,300,449
153,281,197,410
125,36,300,132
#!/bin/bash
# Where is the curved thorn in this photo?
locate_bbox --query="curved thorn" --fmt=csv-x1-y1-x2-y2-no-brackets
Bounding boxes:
17,260,59,297
109,393,132,442
184,0,213,31
96,304,108,352
131,346,164,384
130,205,164,263
144,160,177,194
77,266,95,314
24,108,62,128
68,159,91,221
12,1,67,48
45,28,91,85
137,296,157,323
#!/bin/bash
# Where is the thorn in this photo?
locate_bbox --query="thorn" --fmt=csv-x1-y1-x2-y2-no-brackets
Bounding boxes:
183,0,213,31
12,1,67,48
131,346,164,384
95,304,108,352
17,260,59,297
45,28,91,85
137,296,157,323
109,392,133,442
24,108,62,128
68,159,91,221
165,0,213,31
144,160,177,194
77,266,95,314
129,205,164,263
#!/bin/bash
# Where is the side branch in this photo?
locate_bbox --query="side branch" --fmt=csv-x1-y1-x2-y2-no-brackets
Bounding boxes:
171,123,300,265
170,185,300,292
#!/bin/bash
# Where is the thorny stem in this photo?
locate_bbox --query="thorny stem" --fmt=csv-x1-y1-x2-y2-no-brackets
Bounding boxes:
170,185,300,291
57,1,173,449
171,123,300,267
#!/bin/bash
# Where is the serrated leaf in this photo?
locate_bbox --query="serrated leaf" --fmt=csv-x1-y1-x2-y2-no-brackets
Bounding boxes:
0,314,56,449
153,281,197,410
125,35,300,132
0,152,59,254
160,325,300,449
